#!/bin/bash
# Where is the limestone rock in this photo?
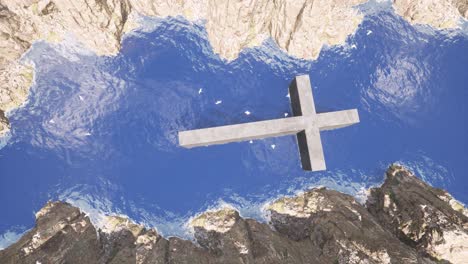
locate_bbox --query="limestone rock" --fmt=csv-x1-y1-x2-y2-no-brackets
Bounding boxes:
0,0,132,138
267,188,430,263
0,201,101,263
1,0,468,139
190,207,240,234
393,0,468,29
2,0,132,56
6,165,467,263
100,215,145,237
367,164,468,263
0,0,370,138
130,0,367,61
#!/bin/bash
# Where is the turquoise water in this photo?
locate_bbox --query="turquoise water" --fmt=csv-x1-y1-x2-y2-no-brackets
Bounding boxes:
1,7,467,239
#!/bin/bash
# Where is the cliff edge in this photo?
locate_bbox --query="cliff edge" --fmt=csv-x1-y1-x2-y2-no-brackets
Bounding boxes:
0,0,367,138
1,165,467,264
1,0,467,138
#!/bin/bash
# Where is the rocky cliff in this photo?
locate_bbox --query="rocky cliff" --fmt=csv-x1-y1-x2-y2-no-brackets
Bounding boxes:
1,0,467,139
0,0,367,138
1,165,467,264
366,165,468,263
393,0,468,29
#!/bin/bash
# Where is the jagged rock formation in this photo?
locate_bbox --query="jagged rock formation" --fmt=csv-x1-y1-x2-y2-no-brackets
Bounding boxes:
393,0,468,29
167,0,367,61
1,0,467,139
1,165,467,263
0,0,367,138
367,165,468,263
0,0,135,138
266,187,427,263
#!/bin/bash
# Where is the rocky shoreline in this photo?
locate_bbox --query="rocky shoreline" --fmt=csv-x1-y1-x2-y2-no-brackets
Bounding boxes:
1,165,467,264
1,0,468,139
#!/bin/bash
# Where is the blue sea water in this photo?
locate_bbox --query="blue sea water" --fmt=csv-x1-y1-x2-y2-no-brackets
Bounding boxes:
1,5,468,241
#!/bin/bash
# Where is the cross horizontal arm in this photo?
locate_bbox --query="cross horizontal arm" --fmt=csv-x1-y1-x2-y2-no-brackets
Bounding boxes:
316,109,359,131
179,117,305,148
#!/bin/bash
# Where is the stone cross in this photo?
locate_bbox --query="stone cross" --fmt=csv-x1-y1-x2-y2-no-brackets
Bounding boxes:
178,75,359,171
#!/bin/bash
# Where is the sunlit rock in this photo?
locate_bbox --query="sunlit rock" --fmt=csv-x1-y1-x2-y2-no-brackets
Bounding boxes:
393,0,468,29
190,207,239,234
266,187,427,263
2,0,466,139
3,165,466,263
367,164,468,264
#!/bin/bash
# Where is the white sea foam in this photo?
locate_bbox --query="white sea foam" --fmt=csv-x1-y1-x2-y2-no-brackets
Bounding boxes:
0,131,12,150
0,227,26,250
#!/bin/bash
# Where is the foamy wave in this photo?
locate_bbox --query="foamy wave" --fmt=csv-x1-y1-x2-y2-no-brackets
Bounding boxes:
0,227,26,250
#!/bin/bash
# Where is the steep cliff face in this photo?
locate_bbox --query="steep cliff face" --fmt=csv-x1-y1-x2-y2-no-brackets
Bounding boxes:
393,0,468,29
367,165,468,263
0,0,133,138
0,0,368,138
1,165,467,263
153,0,367,61
266,187,428,263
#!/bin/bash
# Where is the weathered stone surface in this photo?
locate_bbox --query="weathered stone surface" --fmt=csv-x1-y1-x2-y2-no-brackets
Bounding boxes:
267,187,430,263
0,201,101,264
3,165,467,263
1,0,467,139
0,0,132,138
393,0,468,29
0,0,368,138
130,0,367,61
367,164,468,263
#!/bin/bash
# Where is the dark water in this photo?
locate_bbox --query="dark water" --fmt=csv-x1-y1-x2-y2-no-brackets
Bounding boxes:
1,7,467,240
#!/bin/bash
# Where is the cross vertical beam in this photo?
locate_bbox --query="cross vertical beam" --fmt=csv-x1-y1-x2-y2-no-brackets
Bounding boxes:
289,75,316,116
289,75,325,171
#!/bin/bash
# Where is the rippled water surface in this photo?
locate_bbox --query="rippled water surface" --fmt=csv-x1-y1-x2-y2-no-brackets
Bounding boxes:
1,8,467,239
